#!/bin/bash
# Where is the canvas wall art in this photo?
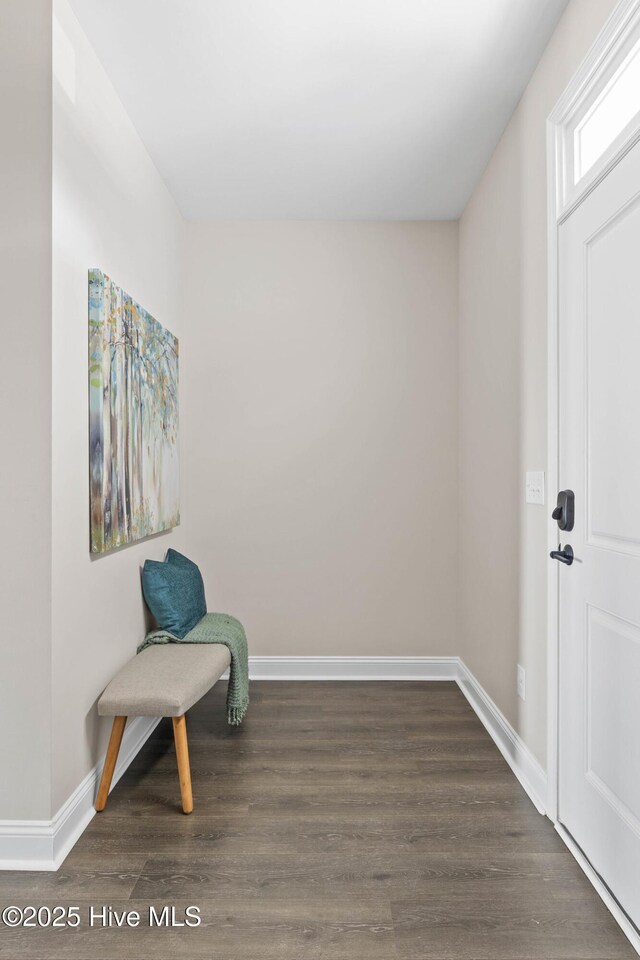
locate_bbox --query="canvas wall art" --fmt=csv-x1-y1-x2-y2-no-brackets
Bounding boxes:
89,269,179,553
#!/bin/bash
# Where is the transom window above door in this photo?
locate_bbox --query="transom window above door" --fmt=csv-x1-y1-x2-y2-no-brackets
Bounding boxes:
553,3,640,217
573,35,640,182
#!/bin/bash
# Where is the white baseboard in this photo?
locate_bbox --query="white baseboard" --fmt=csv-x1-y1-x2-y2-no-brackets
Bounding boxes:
246,655,459,681
456,659,548,815
554,823,640,956
0,715,160,871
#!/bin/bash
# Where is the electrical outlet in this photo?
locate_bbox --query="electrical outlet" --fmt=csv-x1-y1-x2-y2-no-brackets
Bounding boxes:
525,471,545,505
517,664,526,701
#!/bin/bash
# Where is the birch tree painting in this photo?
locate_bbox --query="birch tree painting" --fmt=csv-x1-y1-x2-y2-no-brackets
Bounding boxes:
89,269,179,553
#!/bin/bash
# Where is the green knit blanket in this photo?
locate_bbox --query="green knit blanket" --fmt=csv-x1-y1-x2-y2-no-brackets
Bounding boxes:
138,612,249,725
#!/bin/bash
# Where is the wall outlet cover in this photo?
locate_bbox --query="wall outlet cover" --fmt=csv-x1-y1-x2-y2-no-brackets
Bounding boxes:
525,471,545,505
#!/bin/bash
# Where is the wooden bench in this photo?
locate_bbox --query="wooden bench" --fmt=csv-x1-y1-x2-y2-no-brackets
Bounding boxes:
95,643,231,814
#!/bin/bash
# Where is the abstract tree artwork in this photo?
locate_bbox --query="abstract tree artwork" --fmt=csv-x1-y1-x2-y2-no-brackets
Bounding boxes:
89,269,179,553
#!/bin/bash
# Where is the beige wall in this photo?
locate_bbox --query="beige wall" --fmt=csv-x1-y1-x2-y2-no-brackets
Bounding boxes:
183,221,459,658
458,0,618,766
0,1,53,821
51,0,186,813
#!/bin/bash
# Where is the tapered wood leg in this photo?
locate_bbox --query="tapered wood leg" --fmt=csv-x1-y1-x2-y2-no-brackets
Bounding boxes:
95,716,127,812
172,714,193,814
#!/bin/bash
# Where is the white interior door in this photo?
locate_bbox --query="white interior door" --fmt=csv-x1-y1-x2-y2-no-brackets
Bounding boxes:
558,135,640,932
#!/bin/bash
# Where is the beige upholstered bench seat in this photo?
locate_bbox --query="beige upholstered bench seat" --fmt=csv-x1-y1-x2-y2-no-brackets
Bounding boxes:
98,644,231,717
95,643,231,815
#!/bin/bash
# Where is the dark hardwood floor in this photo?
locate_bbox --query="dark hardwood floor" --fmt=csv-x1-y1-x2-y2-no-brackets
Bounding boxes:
0,681,635,959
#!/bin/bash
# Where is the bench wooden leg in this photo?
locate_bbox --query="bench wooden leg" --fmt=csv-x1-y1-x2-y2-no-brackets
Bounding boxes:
95,716,127,812
172,714,193,814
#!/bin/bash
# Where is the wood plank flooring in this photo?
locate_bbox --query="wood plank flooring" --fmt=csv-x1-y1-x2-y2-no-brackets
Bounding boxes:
0,681,635,959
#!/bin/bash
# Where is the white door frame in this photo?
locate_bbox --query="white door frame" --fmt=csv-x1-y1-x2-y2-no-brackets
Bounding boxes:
546,0,640,825
546,0,640,949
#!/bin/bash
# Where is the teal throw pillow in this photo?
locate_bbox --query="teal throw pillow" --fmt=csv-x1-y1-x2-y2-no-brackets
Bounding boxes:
142,549,207,638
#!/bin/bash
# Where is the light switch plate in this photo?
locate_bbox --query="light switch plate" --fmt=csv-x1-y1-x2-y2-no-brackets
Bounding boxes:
517,664,526,701
525,471,545,505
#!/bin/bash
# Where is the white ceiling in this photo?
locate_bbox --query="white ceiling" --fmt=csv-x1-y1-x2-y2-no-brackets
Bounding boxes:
68,0,569,220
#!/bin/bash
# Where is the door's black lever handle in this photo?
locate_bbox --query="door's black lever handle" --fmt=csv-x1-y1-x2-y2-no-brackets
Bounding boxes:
550,544,574,565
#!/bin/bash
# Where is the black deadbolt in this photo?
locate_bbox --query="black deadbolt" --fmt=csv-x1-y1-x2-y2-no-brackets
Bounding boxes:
552,489,574,531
